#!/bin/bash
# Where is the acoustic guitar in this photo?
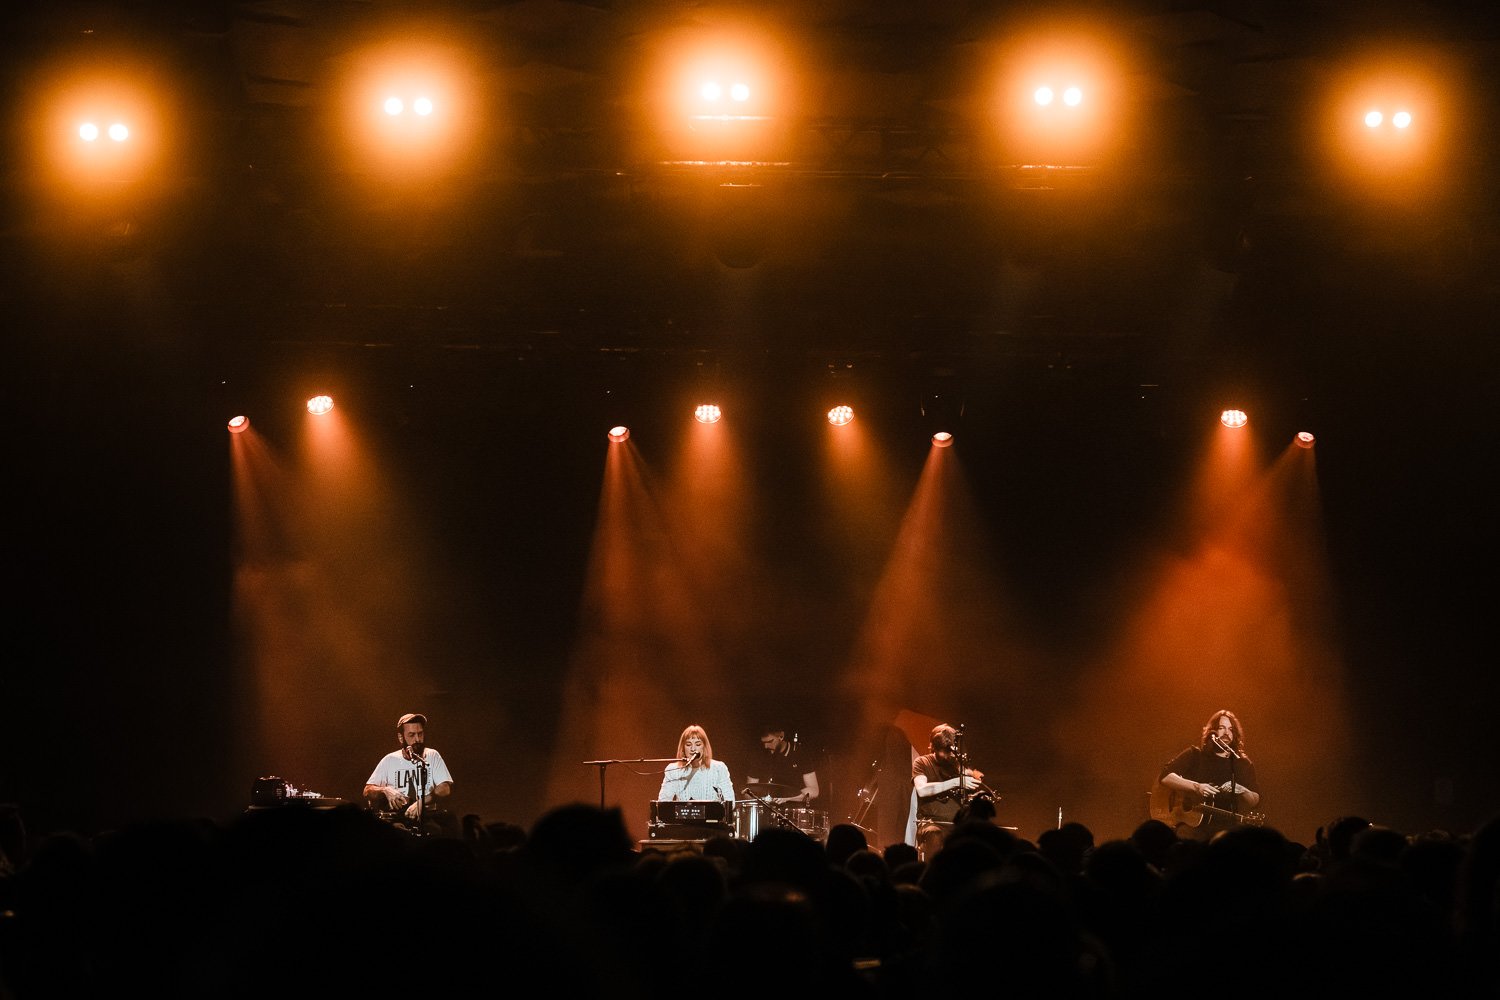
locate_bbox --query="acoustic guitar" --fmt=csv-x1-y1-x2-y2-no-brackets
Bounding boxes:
1150,782,1265,831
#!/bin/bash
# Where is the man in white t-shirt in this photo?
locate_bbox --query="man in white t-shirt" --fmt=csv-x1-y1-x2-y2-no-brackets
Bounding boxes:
364,712,455,834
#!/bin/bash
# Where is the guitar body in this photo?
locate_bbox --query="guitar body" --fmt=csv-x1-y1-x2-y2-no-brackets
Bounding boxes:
1150,782,1265,836
1150,783,1205,829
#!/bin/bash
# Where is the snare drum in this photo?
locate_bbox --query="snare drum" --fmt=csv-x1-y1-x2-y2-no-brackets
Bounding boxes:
787,807,830,842
735,800,768,841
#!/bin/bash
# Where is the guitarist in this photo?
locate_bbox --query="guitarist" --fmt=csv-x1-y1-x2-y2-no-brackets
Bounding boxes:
1157,709,1261,840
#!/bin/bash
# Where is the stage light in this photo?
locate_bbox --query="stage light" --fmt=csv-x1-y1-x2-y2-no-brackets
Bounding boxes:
307,395,334,416
644,22,799,169
827,405,854,427
227,415,250,434
993,22,1133,172
1030,82,1083,109
694,403,722,424
1320,50,1457,198
1295,431,1316,449
1363,108,1415,129
660,30,784,125
333,33,482,179
1220,409,1248,429
693,77,762,119
932,431,954,447
608,425,631,443
39,70,168,193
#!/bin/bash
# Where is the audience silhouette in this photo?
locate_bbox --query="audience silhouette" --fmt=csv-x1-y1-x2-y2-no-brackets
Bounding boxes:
0,800,1494,999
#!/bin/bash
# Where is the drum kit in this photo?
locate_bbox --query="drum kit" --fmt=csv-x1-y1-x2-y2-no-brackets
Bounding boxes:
736,783,829,842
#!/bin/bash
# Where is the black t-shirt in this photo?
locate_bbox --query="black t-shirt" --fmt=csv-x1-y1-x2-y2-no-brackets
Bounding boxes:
912,752,968,824
751,743,814,795
1159,745,1261,834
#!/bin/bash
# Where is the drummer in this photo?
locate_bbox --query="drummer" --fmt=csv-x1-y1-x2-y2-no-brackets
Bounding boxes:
744,724,820,805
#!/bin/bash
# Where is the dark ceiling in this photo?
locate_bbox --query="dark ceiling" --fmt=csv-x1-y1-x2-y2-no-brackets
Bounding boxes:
4,0,1499,392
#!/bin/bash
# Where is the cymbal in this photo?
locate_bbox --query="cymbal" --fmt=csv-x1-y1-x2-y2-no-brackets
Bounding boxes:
740,782,794,798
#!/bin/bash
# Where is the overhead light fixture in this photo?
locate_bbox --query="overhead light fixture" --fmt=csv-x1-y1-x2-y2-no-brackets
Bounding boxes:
1295,431,1316,449
932,431,954,448
827,405,854,427
694,403,722,424
1220,408,1248,429
1364,108,1413,129
80,121,132,141
307,395,334,415
227,415,250,434
608,425,630,443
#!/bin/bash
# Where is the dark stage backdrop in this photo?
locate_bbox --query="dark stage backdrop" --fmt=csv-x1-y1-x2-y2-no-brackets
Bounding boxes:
3,285,1496,845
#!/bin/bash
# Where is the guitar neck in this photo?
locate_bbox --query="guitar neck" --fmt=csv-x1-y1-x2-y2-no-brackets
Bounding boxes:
1198,802,1261,825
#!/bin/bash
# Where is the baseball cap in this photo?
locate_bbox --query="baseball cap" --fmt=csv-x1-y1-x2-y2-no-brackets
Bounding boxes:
397,713,427,728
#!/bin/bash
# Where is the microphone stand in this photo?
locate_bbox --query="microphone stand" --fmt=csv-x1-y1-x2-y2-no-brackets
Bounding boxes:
954,725,969,800
581,757,686,809
406,747,430,838
1224,739,1239,823
1211,736,1241,827
740,787,801,834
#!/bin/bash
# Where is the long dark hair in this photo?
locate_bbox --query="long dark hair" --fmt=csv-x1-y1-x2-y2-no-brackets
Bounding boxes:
1199,709,1251,761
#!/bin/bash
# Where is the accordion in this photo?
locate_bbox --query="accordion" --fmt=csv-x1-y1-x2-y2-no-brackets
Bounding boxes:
648,799,731,839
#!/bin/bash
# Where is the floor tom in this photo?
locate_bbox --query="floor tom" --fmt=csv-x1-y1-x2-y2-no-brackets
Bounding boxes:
735,800,768,840
787,807,829,841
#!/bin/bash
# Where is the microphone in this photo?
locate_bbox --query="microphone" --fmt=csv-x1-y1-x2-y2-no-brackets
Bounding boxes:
1211,735,1240,759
